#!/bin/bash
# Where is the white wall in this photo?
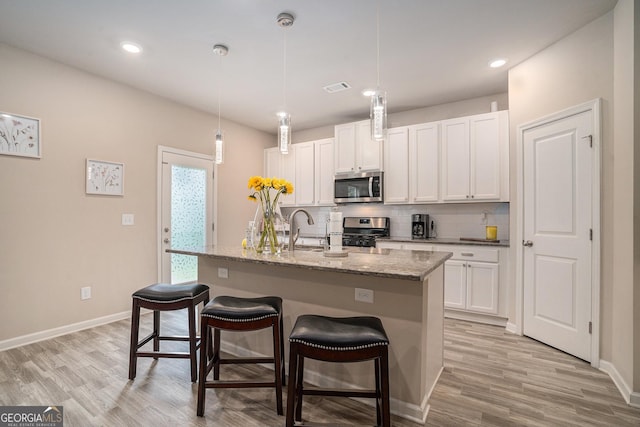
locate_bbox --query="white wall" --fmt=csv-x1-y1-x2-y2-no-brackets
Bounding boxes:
0,43,273,344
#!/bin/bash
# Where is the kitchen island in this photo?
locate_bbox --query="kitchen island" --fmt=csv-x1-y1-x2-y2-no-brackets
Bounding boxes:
168,245,452,424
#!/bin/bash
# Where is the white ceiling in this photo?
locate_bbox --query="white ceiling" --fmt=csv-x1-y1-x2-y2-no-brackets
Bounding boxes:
0,0,617,134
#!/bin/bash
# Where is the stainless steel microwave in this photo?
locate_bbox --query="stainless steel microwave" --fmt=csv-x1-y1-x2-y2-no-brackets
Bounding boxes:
334,171,383,204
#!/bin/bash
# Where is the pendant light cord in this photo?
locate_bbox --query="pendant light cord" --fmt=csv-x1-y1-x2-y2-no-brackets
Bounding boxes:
376,1,380,89
283,28,287,111
218,54,222,130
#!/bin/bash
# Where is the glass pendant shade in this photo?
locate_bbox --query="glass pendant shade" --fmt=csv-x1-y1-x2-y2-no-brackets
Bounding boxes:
215,130,224,164
278,113,291,154
370,91,387,141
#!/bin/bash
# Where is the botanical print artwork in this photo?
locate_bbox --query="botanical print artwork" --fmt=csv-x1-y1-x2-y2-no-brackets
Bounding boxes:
0,113,40,158
86,160,124,195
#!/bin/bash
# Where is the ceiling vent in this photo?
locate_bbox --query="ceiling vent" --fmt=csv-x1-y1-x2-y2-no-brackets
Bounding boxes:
323,81,351,93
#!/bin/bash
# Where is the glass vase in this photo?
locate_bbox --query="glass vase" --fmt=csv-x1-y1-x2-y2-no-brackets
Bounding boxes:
252,202,285,255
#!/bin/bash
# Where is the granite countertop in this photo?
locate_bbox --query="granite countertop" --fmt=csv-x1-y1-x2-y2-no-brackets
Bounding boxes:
168,245,452,282
380,236,510,247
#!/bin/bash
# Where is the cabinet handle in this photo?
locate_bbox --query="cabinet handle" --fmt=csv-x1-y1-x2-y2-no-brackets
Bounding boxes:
460,252,474,257
471,195,475,198
466,195,470,198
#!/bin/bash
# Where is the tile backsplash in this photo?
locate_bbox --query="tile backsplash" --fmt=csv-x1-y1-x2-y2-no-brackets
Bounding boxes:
282,202,510,241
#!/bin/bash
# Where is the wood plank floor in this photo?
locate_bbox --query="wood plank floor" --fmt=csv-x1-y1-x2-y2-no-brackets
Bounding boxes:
1,312,639,426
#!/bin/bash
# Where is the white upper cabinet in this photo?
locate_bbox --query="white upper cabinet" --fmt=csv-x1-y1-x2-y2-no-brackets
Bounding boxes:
383,122,440,205
383,127,410,203
441,111,508,202
264,138,335,207
410,122,440,203
314,138,335,206
294,141,315,206
334,120,382,173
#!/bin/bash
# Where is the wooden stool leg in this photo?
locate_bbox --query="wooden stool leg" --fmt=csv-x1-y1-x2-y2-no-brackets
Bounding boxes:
375,358,382,426
380,348,391,427
152,310,160,358
295,355,304,422
188,304,198,382
197,318,209,417
272,318,283,415
280,315,286,386
128,299,141,380
212,328,221,380
285,343,299,427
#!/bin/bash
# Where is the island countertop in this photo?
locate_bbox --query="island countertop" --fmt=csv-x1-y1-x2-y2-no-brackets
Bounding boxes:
168,245,452,282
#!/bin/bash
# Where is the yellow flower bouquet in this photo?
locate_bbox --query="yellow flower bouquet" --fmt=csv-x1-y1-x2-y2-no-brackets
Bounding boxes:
248,176,294,254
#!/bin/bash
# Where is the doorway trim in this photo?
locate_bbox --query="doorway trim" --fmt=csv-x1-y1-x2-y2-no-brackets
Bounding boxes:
156,145,217,281
515,99,601,368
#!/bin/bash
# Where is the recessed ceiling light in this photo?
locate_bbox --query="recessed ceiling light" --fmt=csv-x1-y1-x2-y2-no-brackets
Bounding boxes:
489,58,507,68
121,42,142,54
362,89,376,97
323,82,351,93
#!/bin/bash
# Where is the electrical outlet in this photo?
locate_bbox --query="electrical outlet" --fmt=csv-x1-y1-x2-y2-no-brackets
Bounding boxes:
218,267,229,279
355,288,374,303
81,286,91,300
122,213,135,226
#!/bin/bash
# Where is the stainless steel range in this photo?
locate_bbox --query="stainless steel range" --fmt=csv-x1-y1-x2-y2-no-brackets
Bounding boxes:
342,217,390,248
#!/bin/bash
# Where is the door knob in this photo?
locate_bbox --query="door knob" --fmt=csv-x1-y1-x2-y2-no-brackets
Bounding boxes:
164,238,170,244
164,227,170,232
523,240,533,247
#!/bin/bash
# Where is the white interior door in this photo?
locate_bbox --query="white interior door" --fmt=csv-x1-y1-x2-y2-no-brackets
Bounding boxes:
159,148,214,284
522,110,593,361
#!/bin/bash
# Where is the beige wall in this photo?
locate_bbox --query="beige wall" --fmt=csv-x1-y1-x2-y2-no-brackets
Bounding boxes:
0,43,273,343
509,3,639,398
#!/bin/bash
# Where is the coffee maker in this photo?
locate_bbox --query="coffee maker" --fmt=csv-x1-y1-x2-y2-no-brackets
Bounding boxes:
412,214,430,239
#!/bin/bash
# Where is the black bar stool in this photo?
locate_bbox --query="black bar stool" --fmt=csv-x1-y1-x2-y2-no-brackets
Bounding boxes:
197,295,285,417
128,283,210,382
286,314,391,427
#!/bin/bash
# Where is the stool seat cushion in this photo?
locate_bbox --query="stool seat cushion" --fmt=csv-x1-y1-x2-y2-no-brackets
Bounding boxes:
289,315,389,351
132,283,210,303
202,296,282,322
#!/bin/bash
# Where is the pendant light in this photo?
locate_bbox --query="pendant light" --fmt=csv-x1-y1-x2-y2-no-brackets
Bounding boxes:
370,2,387,141
213,44,228,164
277,12,294,154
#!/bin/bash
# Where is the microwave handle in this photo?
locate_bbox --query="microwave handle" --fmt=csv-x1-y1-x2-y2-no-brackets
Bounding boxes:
368,177,374,197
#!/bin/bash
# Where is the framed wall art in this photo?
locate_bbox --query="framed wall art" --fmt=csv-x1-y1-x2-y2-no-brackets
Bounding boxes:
86,159,124,196
0,112,41,158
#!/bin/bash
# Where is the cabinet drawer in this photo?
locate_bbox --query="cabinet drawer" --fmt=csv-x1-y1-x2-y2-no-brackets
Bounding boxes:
433,245,499,263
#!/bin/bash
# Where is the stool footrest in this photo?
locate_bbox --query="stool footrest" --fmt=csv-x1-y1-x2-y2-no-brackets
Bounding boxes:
205,380,276,389
302,388,378,398
137,351,192,359
218,357,274,365
158,335,200,342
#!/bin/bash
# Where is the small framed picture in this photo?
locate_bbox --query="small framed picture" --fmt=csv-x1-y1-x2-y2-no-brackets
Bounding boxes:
0,112,41,158
86,159,124,196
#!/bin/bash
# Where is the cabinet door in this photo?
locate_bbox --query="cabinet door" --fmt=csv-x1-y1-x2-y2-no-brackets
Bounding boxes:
441,118,470,201
356,120,382,171
294,142,315,206
315,138,335,206
410,122,440,203
466,261,499,314
383,127,409,203
334,123,356,173
279,146,296,206
264,147,281,177
403,242,433,251
376,241,404,250
470,113,501,200
444,260,467,309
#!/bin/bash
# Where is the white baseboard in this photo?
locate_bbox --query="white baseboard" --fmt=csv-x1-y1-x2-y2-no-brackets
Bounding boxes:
220,341,430,423
0,311,131,352
505,322,519,334
444,309,507,327
599,359,640,407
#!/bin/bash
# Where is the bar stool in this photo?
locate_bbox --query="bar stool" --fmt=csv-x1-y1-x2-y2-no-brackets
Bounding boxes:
128,283,210,382
286,315,391,427
197,295,285,417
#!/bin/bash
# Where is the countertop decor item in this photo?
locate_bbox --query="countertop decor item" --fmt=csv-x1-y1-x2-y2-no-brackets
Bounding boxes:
248,175,293,254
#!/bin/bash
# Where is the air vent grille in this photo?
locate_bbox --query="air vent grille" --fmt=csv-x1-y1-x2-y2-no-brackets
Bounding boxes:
323,81,351,93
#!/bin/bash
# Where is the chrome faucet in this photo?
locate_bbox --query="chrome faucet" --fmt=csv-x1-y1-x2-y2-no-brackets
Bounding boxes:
288,209,315,252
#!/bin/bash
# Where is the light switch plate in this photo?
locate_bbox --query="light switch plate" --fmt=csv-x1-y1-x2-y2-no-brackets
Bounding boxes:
218,268,229,279
122,213,135,226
